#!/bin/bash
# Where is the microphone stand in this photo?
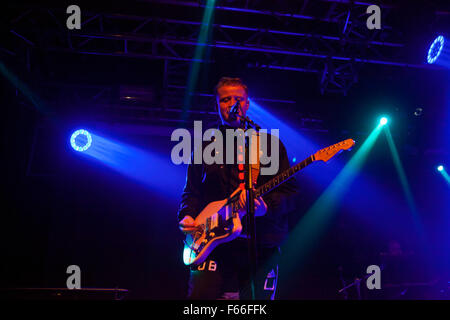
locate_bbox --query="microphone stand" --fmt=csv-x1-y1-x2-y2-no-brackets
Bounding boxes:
239,114,261,301
338,266,349,300
338,264,385,299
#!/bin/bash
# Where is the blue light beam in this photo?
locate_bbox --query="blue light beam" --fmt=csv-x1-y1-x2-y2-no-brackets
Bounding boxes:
70,130,185,199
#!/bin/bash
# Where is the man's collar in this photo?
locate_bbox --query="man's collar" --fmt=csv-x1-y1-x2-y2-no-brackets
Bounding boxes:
218,123,245,131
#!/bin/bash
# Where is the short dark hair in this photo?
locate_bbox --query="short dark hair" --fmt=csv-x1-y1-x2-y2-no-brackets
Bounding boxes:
214,77,248,97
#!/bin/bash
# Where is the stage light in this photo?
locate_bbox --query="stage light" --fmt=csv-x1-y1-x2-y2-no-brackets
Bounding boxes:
437,165,444,172
292,157,297,163
414,107,423,117
427,36,445,64
70,129,92,152
379,117,388,126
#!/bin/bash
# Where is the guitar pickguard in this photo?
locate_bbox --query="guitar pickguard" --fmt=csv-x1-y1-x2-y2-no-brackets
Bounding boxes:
183,201,242,266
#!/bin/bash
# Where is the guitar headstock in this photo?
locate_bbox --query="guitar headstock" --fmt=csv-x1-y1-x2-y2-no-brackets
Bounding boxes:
314,139,355,163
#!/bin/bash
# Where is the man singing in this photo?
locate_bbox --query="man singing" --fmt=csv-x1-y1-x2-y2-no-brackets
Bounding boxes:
177,77,298,299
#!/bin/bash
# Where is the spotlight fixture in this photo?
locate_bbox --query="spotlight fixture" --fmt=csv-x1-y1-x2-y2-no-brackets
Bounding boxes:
379,117,388,126
427,35,445,64
414,108,423,116
437,165,444,172
70,129,92,152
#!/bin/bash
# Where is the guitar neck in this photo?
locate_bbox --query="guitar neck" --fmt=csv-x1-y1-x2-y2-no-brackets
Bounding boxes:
255,155,315,198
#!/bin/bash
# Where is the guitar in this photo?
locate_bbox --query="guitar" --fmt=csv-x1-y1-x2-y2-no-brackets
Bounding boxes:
182,138,355,266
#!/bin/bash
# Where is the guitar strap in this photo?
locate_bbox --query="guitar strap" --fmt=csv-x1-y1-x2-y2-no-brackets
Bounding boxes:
249,130,260,186
236,130,260,191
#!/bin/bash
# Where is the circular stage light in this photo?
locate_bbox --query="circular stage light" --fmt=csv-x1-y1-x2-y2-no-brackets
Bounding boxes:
70,129,92,152
437,165,444,172
379,117,388,126
427,35,444,64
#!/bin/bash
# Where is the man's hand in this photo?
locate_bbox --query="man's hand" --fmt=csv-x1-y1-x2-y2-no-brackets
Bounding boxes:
179,215,198,235
238,190,268,217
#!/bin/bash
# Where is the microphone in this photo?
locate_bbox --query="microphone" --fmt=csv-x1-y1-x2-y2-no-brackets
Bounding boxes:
229,101,241,120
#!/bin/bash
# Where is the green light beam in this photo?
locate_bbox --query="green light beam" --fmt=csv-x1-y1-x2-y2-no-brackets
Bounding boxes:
0,60,47,113
384,126,423,234
279,122,384,278
439,168,450,185
181,0,216,122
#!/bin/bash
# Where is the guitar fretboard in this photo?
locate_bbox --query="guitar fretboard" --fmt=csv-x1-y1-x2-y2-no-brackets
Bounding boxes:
254,155,315,198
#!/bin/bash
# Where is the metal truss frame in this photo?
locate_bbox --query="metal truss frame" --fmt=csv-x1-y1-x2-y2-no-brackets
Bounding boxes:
4,0,447,126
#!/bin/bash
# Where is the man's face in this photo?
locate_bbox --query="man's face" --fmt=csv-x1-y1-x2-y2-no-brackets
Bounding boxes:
216,85,249,127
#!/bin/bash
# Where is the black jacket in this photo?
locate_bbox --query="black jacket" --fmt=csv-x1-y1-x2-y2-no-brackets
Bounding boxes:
177,125,298,247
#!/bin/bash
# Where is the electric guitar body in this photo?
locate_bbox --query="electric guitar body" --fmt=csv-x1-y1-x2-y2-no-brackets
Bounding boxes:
183,188,246,266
